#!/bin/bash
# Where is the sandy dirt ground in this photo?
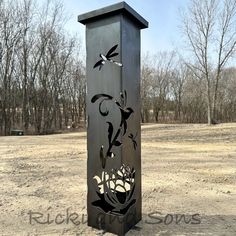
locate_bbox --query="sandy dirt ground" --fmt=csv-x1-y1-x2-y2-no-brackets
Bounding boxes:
0,123,236,236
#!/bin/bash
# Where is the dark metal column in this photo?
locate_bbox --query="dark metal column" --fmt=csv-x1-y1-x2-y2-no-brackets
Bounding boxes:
78,2,148,235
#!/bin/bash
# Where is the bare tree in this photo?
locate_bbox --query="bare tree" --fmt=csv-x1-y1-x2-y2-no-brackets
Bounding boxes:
170,62,188,121
0,0,22,135
151,51,175,122
0,0,85,136
181,0,236,124
141,53,153,123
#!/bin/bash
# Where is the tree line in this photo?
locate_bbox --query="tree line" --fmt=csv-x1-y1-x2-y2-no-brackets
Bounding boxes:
141,52,236,123
0,0,86,135
0,0,236,136
141,0,236,124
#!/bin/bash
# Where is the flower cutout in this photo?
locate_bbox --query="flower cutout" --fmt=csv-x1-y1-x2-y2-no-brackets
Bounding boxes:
92,164,136,214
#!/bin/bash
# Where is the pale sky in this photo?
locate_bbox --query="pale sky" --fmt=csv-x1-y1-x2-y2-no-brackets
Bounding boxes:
63,0,189,54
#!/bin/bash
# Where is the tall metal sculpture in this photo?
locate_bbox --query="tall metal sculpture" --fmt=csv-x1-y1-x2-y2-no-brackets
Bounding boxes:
78,2,148,235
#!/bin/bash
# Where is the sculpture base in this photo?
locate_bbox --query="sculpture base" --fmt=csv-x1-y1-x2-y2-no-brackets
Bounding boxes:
87,205,141,236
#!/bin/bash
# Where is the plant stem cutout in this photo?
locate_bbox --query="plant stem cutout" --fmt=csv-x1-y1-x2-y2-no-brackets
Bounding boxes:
91,90,136,169
93,44,123,70
128,132,138,150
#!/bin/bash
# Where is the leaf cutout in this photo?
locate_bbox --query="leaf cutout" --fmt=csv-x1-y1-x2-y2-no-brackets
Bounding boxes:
93,59,103,68
91,94,113,103
120,91,126,106
132,169,135,178
100,146,106,169
96,191,102,198
115,100,121,108
107,122,113,143
107,152,115,158
123,120,127,135
114,140,122,146
106,44,118,57
124,90,127,105
127,184,136,202
128,133,134,138
106,190,117,205
107,52,118,58
99,98,109,116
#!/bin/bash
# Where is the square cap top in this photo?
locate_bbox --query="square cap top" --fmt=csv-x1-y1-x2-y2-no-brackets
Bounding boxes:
78,1,148,29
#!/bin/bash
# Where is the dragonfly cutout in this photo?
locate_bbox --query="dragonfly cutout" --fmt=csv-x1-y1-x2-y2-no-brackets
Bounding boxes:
93,44,123,70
